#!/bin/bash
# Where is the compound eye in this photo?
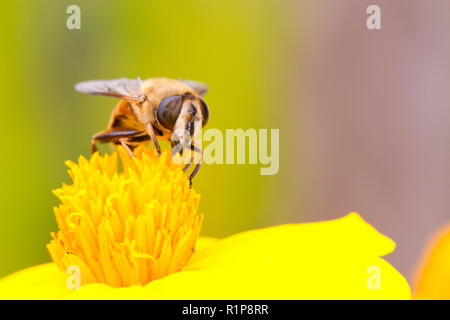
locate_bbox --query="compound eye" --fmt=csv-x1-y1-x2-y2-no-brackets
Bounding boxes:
157,95,183,130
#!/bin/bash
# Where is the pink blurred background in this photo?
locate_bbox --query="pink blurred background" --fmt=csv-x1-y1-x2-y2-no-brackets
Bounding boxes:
286,0,450,280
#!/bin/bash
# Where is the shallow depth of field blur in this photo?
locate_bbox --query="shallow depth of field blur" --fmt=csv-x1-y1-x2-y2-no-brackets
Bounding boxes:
0,0,449,288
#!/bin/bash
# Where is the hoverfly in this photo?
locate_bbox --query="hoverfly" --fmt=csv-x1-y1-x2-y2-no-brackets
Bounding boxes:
74,77,209,186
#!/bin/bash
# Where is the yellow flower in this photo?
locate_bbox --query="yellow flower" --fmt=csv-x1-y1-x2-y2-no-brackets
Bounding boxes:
0,148,410,299
414,224,450,299
47,147,202,287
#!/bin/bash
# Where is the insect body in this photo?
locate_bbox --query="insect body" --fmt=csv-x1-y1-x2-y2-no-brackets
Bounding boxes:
74,77,210,186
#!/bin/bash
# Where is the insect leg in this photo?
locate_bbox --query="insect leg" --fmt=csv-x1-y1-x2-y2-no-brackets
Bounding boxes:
90,129,140,154
171,140,191,170
91,137,98,154
187,145,203,188
175,142,193,172
171,142,184,159
182,145,199,172
146,122,161,157
170,142,202,187
183,161,192,173
119,138,136,158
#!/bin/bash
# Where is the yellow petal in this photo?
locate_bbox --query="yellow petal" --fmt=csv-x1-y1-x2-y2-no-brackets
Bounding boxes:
0,213,410,299
414,224,450,299
0,263,68,299
194,236,219,252
186,212,396,271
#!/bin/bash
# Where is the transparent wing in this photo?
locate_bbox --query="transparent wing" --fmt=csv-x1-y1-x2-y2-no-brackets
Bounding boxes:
179,79,208,97
74,77,144,99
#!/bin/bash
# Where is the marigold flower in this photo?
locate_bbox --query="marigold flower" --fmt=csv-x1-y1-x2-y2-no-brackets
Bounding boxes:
414,224,450,299
0,148,411,299
47,147,202,287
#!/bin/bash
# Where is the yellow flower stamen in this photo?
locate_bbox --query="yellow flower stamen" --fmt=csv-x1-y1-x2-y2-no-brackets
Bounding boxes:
47,146,203,288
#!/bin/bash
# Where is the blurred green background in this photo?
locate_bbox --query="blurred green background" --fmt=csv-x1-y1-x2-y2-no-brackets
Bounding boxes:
0,0,293,277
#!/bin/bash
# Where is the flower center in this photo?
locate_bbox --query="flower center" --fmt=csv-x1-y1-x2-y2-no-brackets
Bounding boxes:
47,147,203,287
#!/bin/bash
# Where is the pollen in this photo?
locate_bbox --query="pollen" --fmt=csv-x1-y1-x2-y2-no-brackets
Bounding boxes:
47,146,203,287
